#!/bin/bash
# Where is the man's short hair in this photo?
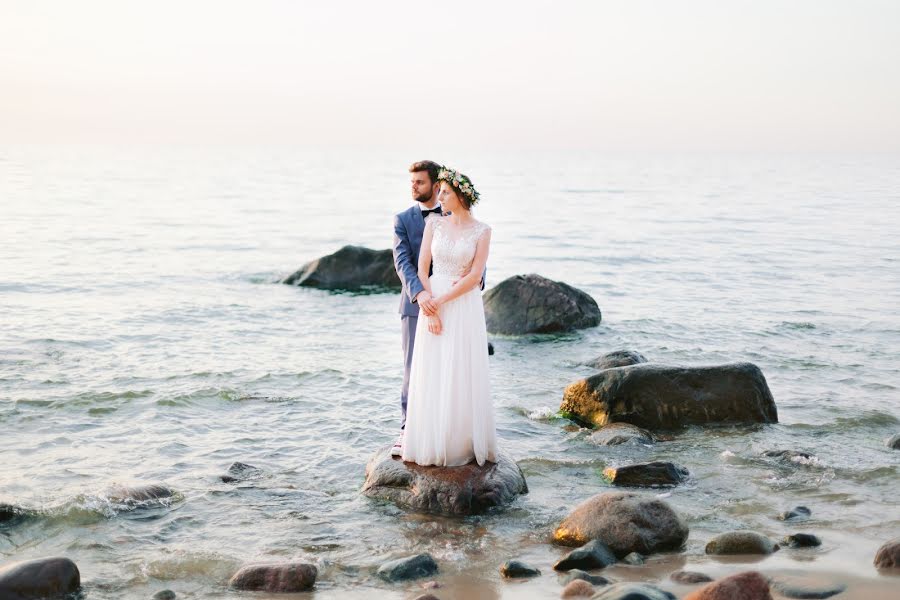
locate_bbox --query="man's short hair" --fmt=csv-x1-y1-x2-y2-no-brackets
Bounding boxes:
409,160,441,184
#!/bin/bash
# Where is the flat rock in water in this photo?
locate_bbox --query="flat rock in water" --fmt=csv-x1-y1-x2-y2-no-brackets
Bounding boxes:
684,571,772,600
782,533,821,548
228,562,317,592
588,423,655,446
591,582,676,599
560,363,777,430
221,461,264,483
499,560,540,578
561,569,611,586
670,571,714,584
282,245,400,291
105,483,176,503
554,540,617,571
585,350,648,370
887,433,900,449
705,531,778,555
553,492,688,557
562,579,596,597
361,445,527,516
0,557,81,600
377,554,438,582
873,538,900,570
603,462,689,487
778,506,812,521
770,576,846,599
153,591,177,600
483,274,601,335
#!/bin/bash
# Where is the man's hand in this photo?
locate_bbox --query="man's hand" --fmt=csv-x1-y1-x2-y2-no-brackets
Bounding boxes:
427,315,443,335
416,290,439,317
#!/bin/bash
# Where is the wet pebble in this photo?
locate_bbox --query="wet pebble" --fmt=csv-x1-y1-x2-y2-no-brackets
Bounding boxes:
554,539,616,571
670,570,714,584
377,554,438,582
778,506,812,521
705,531,779,555
561,579,596,597
499,560,540,578
560,569,610,586
782,533,821,548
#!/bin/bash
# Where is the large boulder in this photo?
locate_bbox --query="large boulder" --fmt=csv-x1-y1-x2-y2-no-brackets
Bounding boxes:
560,363,777,430
228,562,317,592
282,245,400,291
684,571,772,600
873,538,900,570
361,445,527,516
553,492,689,557
0,557,81,600
483,274,601,335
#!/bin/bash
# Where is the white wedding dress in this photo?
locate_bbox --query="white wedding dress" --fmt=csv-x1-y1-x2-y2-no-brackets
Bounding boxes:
401,218,498,467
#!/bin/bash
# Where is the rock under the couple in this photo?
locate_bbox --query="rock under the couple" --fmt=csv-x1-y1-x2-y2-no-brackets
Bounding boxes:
0,557,81,600
560,362,777,430
553,491,689,557
361,445,528,516
483,273,601,335
282,245,400,291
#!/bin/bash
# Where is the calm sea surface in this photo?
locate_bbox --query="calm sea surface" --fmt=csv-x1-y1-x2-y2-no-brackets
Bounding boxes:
1,147,899,598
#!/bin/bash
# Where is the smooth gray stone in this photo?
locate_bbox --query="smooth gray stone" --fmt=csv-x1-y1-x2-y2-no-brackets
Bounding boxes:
554,540,617,571
561,362,777,430
499,560,540,578
622,552,645,565
590,582,676,599
0,557,81,600
282,245,400,291
152,591,177,600
483,274,601,335
588,423,655,446
221,461,264,483
670,570,713,584
603,462,689,487
783,533,822,548
770,577,847,599
377,554,438,582
561,569,611,586
886,433,900,449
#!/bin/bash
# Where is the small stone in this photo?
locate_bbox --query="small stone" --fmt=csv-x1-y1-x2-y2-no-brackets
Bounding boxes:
221,462,264,483
622,552,645,565
886,433,900,449
603,462,689,487
873,538,900,570
782,533,821,548
705,531,778,555
228,562,317,592
685,571,772,600
770,576,847,599
670,571,714,584
554,539,616,571
560,569,610,586
499,560,540,578
589,423,655,446
414,595,441,600
778,506,812,521
561,579,595,597
153,591,177,600
592,582,676,599
377,554,438,582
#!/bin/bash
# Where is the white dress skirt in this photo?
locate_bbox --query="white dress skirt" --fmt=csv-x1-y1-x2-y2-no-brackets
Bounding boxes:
401,219,498,467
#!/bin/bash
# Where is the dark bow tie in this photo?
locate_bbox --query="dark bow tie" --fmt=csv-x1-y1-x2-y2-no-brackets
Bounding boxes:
421,207,442,217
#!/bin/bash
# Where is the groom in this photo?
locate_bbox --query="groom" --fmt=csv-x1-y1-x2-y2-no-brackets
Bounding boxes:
391,160,443,456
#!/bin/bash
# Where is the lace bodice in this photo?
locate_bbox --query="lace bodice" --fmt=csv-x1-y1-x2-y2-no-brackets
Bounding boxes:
429,218,491,277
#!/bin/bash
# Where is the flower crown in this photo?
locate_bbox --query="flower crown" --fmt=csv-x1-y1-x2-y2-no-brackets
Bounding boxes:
438,167,481,206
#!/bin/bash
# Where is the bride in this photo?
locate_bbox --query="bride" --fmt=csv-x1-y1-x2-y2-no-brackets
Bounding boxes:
400,167,498,467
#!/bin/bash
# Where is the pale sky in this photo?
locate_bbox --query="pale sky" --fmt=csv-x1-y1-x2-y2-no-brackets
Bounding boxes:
1,0,899,152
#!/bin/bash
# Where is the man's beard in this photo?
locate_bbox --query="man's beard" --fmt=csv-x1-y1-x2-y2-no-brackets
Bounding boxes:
413,190,433,203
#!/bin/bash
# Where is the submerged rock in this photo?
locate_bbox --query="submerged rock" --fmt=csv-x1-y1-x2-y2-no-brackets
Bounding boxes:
602,462,689,487
764,450,818,465
782,533,821,548
152,591,177,600
282,245,400,291
220,462,264,483
873,538,900,570
592,582,676,599
622,552,645,565
887,433,900,449
105,484,176,503
499,560,540,578
705,531,779,555
228,562,317,592
483,274,601,335
585,350,648,370
588,423,655,446
561,579,596,597
684,571,772,600
770,576,846,599
553,492,689,557
778,506,812,521
670,571,714,584
560,363,778,430
0,503,37,526
377,554,438,582
553,539,617,571
361,445,527,516
560,569,611,586
0,557,81,600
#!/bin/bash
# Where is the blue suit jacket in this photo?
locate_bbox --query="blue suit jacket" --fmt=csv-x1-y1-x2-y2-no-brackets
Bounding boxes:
392,205,486,317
